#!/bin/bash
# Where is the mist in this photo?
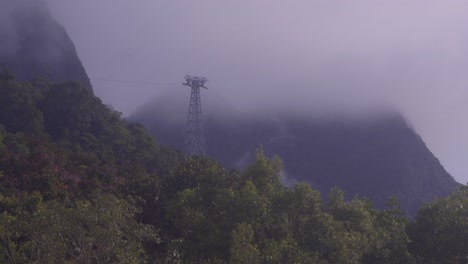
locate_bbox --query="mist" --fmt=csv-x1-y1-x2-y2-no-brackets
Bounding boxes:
0,0,48,57
5,0,462,183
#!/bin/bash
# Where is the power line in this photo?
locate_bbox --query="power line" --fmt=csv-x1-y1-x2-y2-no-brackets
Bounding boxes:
206,89,254,122
90,76,179,86
207,89,241,113
91,75,250,120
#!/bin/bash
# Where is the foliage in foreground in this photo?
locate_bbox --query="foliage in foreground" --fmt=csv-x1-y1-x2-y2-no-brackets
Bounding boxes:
0,76,466,263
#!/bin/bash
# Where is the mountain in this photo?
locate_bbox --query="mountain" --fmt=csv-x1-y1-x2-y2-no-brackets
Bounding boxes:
130,95,460,216
0,3,466,262
0,1,91,89
1,75,465,263
0,76,420,263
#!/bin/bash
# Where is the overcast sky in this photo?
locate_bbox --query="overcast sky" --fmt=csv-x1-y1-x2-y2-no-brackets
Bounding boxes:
46,0,468,184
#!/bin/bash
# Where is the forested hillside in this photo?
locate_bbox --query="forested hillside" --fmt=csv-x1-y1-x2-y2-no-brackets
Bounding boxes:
130,96,460,217
0,72,467,263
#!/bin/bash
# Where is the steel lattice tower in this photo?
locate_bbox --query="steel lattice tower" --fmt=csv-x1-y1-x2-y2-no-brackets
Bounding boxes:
183,75,207,156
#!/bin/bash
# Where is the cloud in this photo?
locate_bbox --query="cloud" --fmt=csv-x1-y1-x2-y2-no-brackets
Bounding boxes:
46,0,468,183
0,0,50,57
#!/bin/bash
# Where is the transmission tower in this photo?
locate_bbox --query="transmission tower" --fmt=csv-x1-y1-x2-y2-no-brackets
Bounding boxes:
183,75,207,156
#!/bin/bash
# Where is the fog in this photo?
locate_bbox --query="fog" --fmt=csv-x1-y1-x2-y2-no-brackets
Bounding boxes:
0,0,48,57
13,0,465,184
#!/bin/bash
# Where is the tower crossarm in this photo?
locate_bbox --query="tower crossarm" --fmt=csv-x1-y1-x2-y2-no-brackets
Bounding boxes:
184,75,208,89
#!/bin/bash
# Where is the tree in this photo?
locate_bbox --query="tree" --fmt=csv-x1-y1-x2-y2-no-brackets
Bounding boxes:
229,223,261,264
24,194,156,263
362,197,414,264
242,147,284,195
408,185,468,264
0,80,44,134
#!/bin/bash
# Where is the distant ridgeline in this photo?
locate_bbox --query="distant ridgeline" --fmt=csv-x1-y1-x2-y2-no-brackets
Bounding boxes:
0,1,92,89
130,95,461,217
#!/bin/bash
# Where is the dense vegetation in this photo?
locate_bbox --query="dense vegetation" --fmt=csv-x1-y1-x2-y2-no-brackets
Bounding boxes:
130,95,460,217
0,73,467,263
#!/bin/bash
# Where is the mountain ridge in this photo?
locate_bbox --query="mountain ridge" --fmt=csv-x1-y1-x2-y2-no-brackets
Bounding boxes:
130,96,460,216
0,4,466,262
0,1,91,89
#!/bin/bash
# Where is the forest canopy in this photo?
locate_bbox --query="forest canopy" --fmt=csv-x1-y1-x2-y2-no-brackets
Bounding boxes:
0,75,466,263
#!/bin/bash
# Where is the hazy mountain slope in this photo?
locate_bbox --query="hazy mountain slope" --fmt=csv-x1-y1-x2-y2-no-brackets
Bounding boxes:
0,1,91,89
130,97,460,216
0,77,418,263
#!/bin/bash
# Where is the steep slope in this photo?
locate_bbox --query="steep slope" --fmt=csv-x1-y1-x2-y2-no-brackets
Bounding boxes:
0,76,183,199
0,78,465,263
130,96,460,216
0,77,411,263
0,1,91,89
